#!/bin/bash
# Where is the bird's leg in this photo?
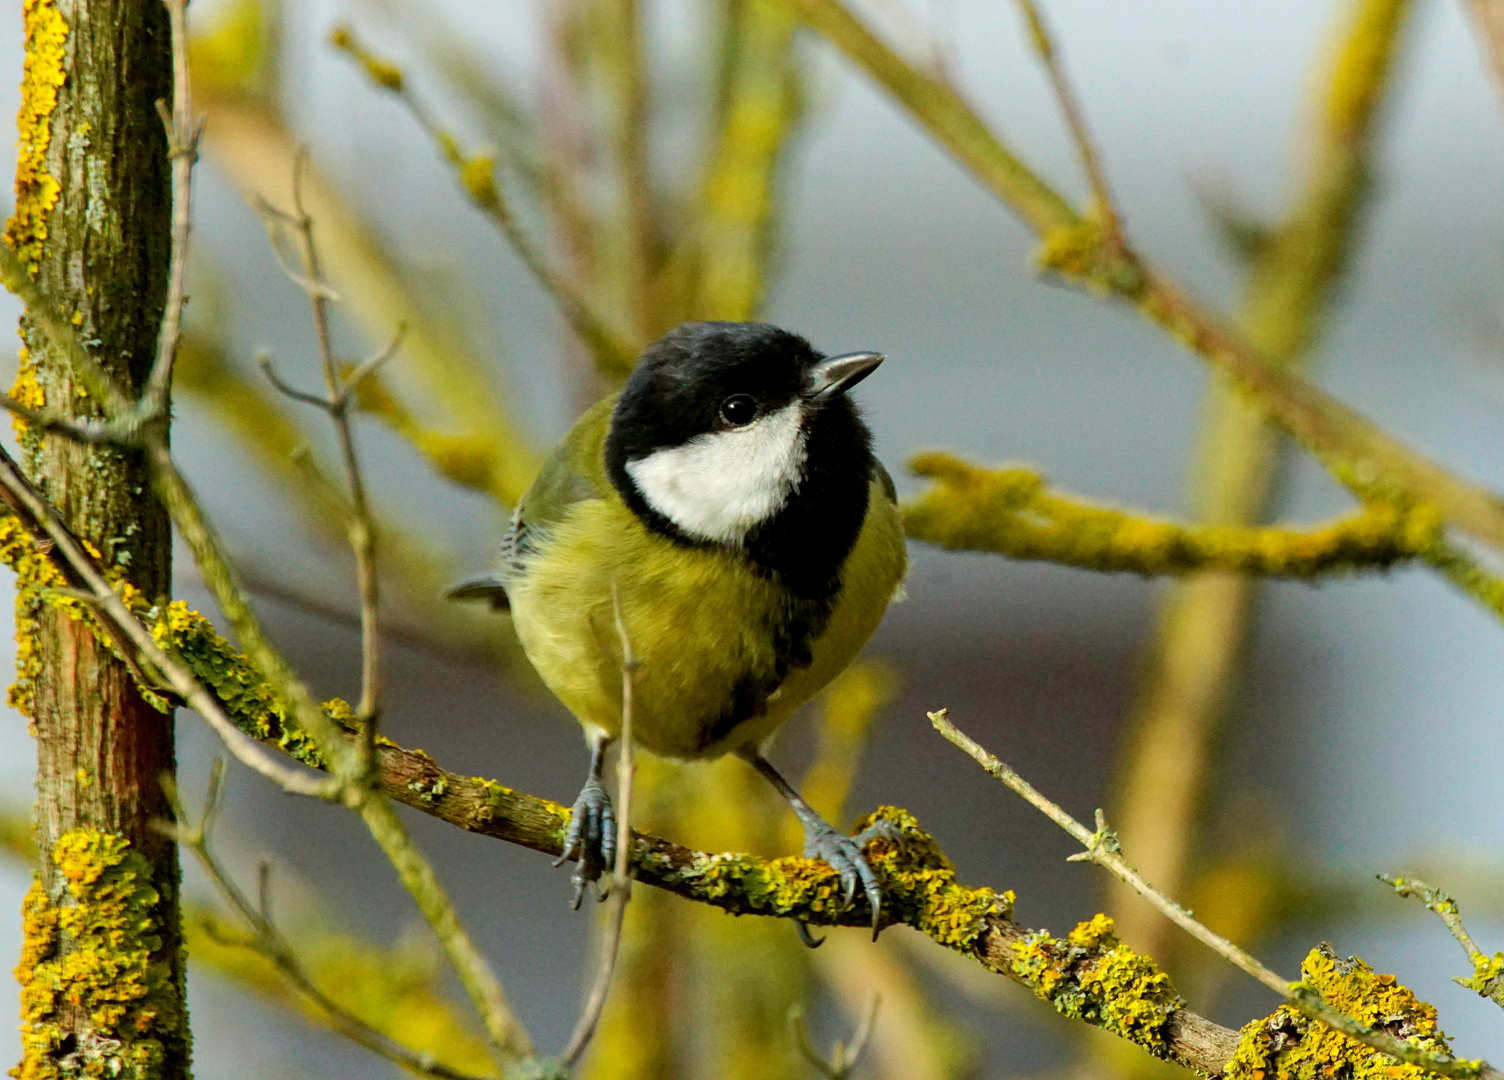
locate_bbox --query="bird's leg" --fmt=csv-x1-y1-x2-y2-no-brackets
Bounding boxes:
741,750,903,942
555,731,617,909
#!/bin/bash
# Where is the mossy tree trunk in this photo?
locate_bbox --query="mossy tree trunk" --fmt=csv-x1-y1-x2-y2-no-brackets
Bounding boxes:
7,1,187,1077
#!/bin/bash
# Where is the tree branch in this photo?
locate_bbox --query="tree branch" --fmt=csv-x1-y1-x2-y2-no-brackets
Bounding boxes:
904,451,1440,578
930,709,1502,1080
783,0,1504,561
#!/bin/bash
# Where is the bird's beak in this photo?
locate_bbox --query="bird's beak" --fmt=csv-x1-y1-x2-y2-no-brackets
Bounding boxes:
806,351,884,401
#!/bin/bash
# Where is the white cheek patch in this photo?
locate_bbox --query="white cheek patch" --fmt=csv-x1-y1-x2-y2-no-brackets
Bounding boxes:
625,402,806,544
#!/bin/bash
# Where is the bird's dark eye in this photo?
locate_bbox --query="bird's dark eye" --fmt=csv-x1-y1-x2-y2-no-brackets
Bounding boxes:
719,395,759,427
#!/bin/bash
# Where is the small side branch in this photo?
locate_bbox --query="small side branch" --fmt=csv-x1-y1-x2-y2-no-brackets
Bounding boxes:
160,765,490,1080
1011,0,1120,242
328,23,641,376
928,709,1503,1080
561,583,638,1068
1382,874,1504,1011
789,996,879,1080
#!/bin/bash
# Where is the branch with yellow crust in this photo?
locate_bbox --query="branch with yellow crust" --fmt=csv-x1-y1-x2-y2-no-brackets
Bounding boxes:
781,0,1504,560
2,489,1496,1080
904,451,1440,579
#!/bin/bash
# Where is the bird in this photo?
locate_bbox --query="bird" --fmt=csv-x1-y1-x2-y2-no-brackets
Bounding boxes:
449,320,908,937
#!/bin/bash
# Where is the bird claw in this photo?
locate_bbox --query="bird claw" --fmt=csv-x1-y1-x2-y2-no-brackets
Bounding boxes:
554,777,616,909
802,816,904,941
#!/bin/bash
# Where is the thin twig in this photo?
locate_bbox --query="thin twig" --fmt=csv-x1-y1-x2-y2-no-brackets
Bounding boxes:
1011,0,1120,243
255,161,402,774
562,581,637,1068
328,23,641,373
1381,874,1504,1010
288,153,384,744
144,0,202,414
158,764,491,1080
927,709,1503,1080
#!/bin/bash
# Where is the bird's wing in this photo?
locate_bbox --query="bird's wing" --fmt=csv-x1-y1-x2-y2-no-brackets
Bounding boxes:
446,395,619,611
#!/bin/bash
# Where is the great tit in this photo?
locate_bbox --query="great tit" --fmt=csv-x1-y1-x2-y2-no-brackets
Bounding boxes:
450,321,908,934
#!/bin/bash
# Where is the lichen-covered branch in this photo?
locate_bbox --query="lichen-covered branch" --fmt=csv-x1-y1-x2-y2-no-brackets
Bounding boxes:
1108,0,1414,963
1381,874,1504,1011
783,0,1504,560
904,451,1439,579
930,709,1502,1080
4,495,1492,1078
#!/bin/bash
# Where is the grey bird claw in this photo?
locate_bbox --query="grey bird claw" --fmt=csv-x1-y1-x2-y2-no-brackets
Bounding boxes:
803,816,905,941
554,777,616,909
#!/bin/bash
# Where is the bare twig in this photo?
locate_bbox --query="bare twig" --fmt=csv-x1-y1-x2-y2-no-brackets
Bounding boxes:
789,995,880,1080
159,764,491,1080
329,23,641,374
1381,874,1504,1010
254,167,407,773
562,582,637,1068
144,0,203,414
928,709,1503,1080
1011,0,1120,243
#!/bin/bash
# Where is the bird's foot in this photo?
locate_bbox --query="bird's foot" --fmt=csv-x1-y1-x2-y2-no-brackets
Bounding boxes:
553,777,616,909
801,815,906,942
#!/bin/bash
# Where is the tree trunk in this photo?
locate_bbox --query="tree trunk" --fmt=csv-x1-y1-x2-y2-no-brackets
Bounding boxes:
7,1,187,1077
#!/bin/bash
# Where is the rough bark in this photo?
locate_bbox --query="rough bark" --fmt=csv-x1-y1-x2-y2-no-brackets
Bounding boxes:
7,0,186,1076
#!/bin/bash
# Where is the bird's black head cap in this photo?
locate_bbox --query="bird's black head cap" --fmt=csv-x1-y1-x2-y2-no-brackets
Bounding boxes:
604,320,882,600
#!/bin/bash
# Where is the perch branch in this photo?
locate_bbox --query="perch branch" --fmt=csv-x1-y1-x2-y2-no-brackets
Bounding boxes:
0,487,1470,1080
928,709,1502,1080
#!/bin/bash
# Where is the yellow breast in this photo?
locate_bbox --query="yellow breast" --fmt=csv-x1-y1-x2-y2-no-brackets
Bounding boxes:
508,477,906,759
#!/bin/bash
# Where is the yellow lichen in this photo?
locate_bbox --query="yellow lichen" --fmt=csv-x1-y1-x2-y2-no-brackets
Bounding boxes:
10,344,45,439
1033,212,1143,296
1009,913,1185,1058
652,806,1010,946
1227,944,1455,1080
1466,952,1504,999
905,451,1442,579
12,830,181,1080
5,0,67,274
